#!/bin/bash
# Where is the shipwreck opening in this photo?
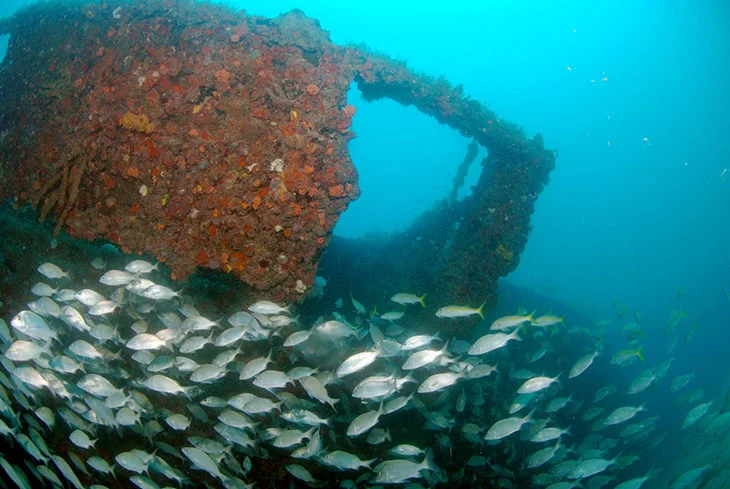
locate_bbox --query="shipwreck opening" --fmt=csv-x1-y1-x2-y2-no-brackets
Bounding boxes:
334,85,484,239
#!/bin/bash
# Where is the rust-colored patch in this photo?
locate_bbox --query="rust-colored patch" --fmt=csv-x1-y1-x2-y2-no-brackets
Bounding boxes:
328,184,344,198
119,111,154,134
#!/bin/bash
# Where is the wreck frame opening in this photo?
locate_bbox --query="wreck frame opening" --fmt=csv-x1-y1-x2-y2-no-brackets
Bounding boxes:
335,84,484,239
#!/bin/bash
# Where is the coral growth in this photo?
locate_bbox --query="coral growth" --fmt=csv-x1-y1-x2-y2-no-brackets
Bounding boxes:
495,244,514,261
119,112,154,134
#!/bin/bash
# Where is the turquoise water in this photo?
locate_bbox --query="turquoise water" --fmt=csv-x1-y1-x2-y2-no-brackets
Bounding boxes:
0,1,728,488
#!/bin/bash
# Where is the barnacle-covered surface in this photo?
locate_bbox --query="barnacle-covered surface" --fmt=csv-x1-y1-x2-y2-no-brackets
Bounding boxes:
0,0,553,309
0,0,360,303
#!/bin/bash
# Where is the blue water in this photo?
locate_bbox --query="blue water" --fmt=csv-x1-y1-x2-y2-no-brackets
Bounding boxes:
1,0,728,487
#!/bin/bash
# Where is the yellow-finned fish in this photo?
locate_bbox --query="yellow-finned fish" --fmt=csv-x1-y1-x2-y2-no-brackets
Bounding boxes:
490,312,535,331
611,346,645,366
390,293,426,308
530,314,564,328
350,290,366,315
436,302,485,319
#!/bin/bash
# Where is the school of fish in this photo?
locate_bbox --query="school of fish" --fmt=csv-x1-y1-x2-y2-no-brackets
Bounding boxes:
0,259,726,489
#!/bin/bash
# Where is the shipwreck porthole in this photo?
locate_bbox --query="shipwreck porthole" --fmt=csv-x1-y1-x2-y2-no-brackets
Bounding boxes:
334,85,484,239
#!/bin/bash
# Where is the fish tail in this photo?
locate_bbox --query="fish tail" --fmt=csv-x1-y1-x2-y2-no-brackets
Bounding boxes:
636,345,645,362
419,293,426,307
477,301,485,319
423,448,439,472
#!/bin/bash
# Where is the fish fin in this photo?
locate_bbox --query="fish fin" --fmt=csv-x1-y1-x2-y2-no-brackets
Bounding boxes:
636,346,645,361
477,301,485,319
419,293,426,307
423,448,439,472
526,309,537,323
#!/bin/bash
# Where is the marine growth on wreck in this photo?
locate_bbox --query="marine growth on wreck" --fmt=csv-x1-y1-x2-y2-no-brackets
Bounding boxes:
0,0,554,308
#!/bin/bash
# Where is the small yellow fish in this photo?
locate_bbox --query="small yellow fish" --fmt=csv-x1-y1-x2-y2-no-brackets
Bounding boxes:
530,314,563,328
436,302,484,319
683,321,697,345
611,346,645,366
665,307,686,335
490,312,535,331
350,290,365,315
390,293,426,308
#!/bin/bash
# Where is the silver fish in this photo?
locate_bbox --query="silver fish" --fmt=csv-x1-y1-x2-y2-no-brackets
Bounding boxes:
182,446,227,481
125,260,158,274
417,372,464,393
126,333,171,352
283,328,313,347
239,351,272,380
10,311,58,342
335,350,379,378
372,452,437,484
526,442,561,469
143,375,191,397
12,366,48,389
402,342,450,370
75,289,105,307
69,429,97,449
300,376,339,410
320,450,374,471
468,329,520,356
5,340,49,362
190,364,225,384
241,396,280,415
179,333,214,354
114,451,148,474
253,370,292,390
60,306,92,332
273,427,315,448
531,426,570,442
315,320,357,338
248,300,291,315
30,282,58,297
28,297,61,318
346,402,384,437
568,351,599,378
68,340,104,360
99,270,136,286
485,411,534,440
214,327,247,348
285,464,317,484
77,374,120,398
401,332,441,351
140,285,180,301
165,413,191,431
37,263,69,280
604,404,646,425
517,374,560,394
389,444,426,457
567,456,618,479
